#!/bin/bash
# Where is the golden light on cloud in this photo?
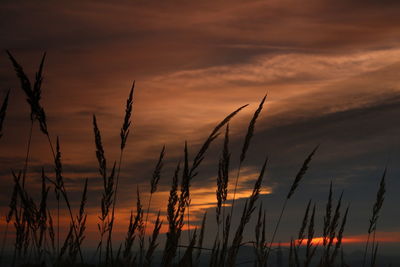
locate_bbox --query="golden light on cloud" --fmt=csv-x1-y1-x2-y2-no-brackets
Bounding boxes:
273,233,400,247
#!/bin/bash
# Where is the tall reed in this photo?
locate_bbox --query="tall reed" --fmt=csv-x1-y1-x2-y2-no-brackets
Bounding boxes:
323,191,343,265
144,211,162,267
362,169,386,267
216,124,230,236
330,205,349,266
323,182,333,248
13,170,40,265
254,204,267,267
6,52,47,264
71,179,88,263
93,114,116,264
297,199,312,248
230,95,266,215
0,162,18,265
52,138,84,262
144,145,165,235
10,172,22,267
47,208,56,259
226,155,267,267
0,90,10,139
122,187,143,264
304,204,316,267
162,162,183,267
6,51,85,264
37,169,49,263
107,82,135,263
218,95,266,266
181,142,191,242
54,138,62,260
289,238,295,267
265,145,318,263
370,241,379,267
194,211,207,266
7,51,49,186
185,104,248,238
137,186,145,266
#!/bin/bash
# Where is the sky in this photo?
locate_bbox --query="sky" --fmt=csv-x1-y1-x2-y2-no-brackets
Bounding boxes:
1,0,400,257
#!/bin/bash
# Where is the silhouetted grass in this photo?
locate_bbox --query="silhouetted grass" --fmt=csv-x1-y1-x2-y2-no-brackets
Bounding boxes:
1,52,392,267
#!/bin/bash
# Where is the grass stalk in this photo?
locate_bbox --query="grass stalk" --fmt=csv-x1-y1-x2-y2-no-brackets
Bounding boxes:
185,104,248,240
144,211,162,267
362,168,386,267
107,82,134,264
266,145,318,263
226,155,267,267
230,95,266,217
144,145,165,235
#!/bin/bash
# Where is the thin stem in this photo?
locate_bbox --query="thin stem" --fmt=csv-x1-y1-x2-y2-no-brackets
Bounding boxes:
222,200,225,240
218,164,242,267
225,163,242,249
45,134,84,263
218,200,225,244
144,193,154,235
57,198,60,266
99,239,103,266
266,198,289,263
370,229,377,267
229,164,242,216
107,149,124,265
13,120,34,267
187,205,191,242
362,233,371,267
62,189,84,262
45,133,56,159
22,121,34,188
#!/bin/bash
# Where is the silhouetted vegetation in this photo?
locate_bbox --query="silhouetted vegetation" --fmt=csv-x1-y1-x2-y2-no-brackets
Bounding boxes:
0,52,389,267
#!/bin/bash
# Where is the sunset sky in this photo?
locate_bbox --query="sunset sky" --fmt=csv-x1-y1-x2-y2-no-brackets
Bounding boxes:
1,0,400,256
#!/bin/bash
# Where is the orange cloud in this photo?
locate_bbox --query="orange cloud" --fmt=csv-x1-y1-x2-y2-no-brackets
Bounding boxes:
271,232,400,247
